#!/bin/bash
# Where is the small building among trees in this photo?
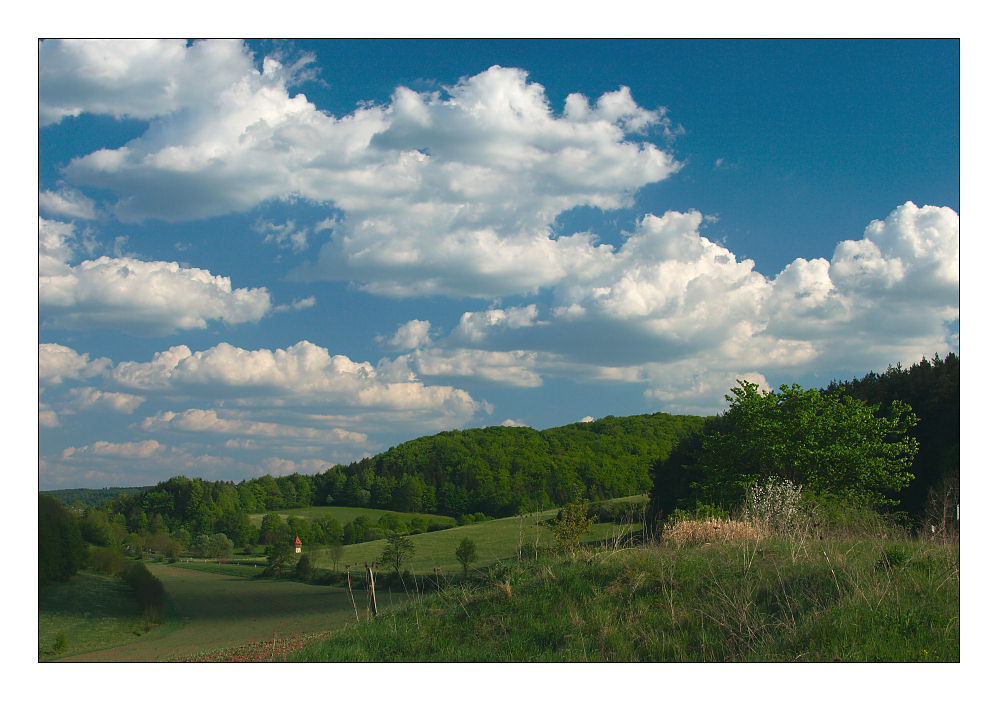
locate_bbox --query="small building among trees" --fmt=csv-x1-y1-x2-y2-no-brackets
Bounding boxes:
294,536,302,554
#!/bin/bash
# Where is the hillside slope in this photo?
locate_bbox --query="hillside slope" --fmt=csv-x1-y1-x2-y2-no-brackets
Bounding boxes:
314,412,706,515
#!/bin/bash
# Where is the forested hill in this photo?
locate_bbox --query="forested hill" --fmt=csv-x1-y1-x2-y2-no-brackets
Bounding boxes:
41,486,147,508
344,412,707,515
49,412,706,536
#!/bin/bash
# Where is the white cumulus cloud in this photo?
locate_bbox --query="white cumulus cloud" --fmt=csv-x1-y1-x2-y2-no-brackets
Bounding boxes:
39,343,110,385
42,41,680,299
40,253,272,336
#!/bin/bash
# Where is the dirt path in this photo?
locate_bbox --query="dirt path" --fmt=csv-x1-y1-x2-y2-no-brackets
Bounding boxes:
60,564,361,662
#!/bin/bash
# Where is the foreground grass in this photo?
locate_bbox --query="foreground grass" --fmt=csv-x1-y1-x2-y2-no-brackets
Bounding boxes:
39,571,175,660
286,535,959,662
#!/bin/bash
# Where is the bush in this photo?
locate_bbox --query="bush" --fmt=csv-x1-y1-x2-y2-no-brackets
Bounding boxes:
118,561,165,623
427,521,454,532
295,553,314,581
91,546,126,575
740,477,808,536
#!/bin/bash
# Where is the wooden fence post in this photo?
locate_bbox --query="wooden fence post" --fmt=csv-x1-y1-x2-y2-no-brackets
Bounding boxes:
365,562,378,618
345,564,359,622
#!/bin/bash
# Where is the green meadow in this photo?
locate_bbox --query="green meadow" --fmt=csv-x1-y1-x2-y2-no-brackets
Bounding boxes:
307,505,646,576
246,505,454,528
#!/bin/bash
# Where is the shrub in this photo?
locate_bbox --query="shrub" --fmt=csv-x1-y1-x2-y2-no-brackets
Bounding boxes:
295,553,315,581
118,561,165,623
741,477,808,536
546,494,596,554
91,546,126,575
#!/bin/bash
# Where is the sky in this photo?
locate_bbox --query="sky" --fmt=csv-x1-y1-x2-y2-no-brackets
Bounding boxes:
36,38,960,490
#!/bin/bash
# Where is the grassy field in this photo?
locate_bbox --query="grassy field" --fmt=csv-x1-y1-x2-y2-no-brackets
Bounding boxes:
287,531,961,662
307,504,649,576
247,505,455,528
39,571,178,660
56,562,370,662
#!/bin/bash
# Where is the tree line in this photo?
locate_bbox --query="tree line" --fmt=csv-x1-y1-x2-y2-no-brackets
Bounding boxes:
650,353,958,528
51,412,704,548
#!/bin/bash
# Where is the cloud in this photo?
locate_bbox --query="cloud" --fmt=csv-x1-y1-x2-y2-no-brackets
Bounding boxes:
40,251,273,336
397,202,958,412
141,408,367,443
452,305,541,344
109,339,486,424
43,41,680,298
67,387,145,413
38,39,257,126
39,406,60,428
406,348,543,388
254,218,311,252
39,217,78,274
382,319,432,351
39,188,97,220
62,439,164,460
273,296,316,313
39,343,110,385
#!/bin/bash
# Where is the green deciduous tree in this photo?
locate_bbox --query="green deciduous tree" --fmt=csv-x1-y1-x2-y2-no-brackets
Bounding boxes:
39,495,88,586
377,531,415,579
455,537,477,577
690,381,919,509
267,541,294,574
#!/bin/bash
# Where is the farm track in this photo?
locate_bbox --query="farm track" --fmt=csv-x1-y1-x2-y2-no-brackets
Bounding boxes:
59,563,361,662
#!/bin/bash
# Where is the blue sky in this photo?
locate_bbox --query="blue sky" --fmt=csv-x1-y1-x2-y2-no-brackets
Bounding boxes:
37,39,959,490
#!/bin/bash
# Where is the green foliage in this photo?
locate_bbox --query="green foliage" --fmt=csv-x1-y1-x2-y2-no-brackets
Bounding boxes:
194,532,233,559
455,537,478,577
258,513,284,545
267,541,294,573
39,495,88,586
828,353,958,521
90,546,126,575
118,561,165,623
546,493,597,554
68,412,704,552
377,531,415,578
39,486,145,508
294,553,315,581
654,380,918,516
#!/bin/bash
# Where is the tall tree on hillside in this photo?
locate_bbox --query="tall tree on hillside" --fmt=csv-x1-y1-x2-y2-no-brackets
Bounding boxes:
377,532,415,579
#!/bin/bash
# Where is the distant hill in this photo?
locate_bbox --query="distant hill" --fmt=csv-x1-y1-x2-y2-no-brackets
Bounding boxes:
317,412,708,516
40,486,148,508
76,412,708,538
